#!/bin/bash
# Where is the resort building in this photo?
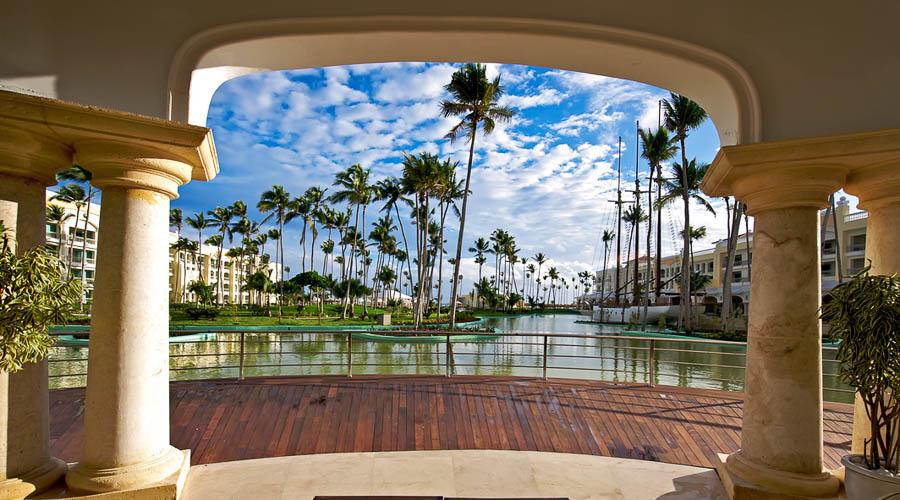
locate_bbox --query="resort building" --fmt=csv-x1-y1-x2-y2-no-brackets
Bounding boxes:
592,197,869,307
46,191,280,305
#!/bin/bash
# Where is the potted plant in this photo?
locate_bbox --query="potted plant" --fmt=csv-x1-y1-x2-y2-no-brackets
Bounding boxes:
821,269,899,499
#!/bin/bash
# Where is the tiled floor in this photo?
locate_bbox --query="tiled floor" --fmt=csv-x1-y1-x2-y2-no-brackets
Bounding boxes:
182,450,729,500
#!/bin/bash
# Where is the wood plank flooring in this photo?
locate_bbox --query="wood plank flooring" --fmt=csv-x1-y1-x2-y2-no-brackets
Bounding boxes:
48,375,853,469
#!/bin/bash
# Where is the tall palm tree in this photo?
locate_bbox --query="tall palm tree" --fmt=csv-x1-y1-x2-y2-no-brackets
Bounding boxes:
623,205,648,305
186,212,209,293
441,63,515,328
287,195,311,274
57,166,95,307
329,164,372,319
639,127,677,300
45,204,69,263
469,237,490,283
600,229,615,312
258,185,292,316
207,206,234,304
169,208,183,237
305,186,327,273
533,252,547,304
656,158,715,324
663,93,708,330
401,152,441,325
50,183,88,274
375,177,414,297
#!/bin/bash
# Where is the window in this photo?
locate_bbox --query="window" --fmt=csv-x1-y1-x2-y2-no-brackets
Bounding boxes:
850,234,866,252
733,271,742,281
734,254,742,264
821,262,835,277
822,240,835,254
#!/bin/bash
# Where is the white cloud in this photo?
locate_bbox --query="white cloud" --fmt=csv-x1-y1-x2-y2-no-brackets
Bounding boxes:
196,61,722,296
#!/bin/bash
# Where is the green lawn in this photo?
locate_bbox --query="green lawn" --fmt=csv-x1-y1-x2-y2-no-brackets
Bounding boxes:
167,304,577,327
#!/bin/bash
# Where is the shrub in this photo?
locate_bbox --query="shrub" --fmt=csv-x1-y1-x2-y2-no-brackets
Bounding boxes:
184,305,220,320
0,230,81,372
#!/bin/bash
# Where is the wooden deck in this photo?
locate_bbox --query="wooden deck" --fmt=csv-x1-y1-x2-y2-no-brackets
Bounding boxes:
49,375,853,470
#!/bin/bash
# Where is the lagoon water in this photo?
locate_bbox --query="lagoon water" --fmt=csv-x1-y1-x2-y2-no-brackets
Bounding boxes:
49,313,852,403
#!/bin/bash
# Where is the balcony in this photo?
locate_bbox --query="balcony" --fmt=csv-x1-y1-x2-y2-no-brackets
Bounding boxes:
46,329,853,488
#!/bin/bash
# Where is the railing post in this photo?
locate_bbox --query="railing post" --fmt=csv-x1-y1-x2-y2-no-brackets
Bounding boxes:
238,331,245,380
445,332,451,377
542,334,549,380
647,339,656,387
347,331,353,378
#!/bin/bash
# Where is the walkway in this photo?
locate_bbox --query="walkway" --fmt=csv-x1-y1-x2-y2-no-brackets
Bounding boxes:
48,375,853,469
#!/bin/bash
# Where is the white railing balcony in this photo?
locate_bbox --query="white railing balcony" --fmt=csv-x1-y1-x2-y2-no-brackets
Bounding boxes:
844,211,868,223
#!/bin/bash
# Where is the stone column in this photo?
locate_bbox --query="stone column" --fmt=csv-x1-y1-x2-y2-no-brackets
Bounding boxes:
65,141,193,494
718,165,845,498
844,162,900,455
0,130,72,500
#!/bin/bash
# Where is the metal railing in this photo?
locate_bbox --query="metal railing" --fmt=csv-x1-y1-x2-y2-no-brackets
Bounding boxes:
46,329,854,401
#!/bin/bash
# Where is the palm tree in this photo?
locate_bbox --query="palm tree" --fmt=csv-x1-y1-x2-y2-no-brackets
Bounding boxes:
329,164,372,319
623,205,648,305
305,187,327,273
169,208,183,237
171,237,197,303
533,253,547,304
721,197,745,331
600,229,615,315
258,185,292,316
57,166,95,306
321,239,335,276
186,212,209,295
375,177,414,299
663,93,708,330
656,158,715,324
207,206,234,304
639,127,678,300
50,183,88,276
441,63,515,328
45,204,68,263
469,237,490,283
401,152,441,325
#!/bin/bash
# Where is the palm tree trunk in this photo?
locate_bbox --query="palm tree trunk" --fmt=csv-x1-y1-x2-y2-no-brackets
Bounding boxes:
310,222,317,273
279,217,285,317
448,123,478,328
300,220,308,274
68,204,81,277
655,165,663,300
678,136,692,331
342,204,360,319
79,188,94,310
600,243,609,321
361,206,369,317
436,206,448,318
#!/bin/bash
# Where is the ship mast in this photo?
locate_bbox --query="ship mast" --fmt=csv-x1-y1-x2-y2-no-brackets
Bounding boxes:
613,137,623,305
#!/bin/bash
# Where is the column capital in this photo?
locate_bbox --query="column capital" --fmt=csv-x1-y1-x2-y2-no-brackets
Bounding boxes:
0,89,219,191
74,140,194,199
844,160,900,210
0,126,72,185
703,127,900,216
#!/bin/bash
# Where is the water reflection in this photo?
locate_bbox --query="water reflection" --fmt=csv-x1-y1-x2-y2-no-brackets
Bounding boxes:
48,314,852,403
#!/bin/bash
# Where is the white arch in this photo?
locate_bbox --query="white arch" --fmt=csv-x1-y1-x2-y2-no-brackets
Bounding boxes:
168,16,760,145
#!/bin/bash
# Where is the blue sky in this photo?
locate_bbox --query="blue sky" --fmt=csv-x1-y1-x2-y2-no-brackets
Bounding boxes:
174,62,725,290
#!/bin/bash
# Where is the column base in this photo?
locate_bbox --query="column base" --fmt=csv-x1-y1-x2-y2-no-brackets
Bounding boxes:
716,453,843,499
0,456,67,500
65,447,189,497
